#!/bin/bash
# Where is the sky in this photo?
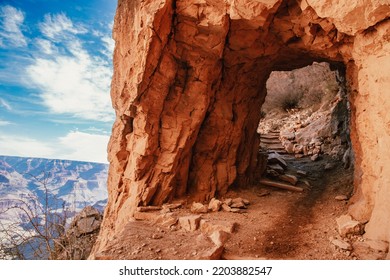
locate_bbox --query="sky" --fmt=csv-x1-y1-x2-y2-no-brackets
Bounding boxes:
0,0,117,163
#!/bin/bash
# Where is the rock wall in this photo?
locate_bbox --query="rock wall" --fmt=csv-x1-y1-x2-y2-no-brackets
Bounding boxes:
92,0,390,255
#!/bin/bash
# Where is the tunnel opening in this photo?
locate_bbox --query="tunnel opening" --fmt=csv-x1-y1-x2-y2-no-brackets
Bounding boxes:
238,61,357,258
257,61,354,192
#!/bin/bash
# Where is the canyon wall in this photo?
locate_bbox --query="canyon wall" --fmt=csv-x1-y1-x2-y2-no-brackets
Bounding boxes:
92,0,390,255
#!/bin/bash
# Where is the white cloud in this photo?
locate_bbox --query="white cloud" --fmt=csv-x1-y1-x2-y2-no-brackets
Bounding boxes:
0,5,27,47
57,131,109,163
101,35,115,58
38,13,87,41
0,98,12,110
0,135,55,158
35,38,56,55
0,120,11,126
0,131,109,163
26,39,114,122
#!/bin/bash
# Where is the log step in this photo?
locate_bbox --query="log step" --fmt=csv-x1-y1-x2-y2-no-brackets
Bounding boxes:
259,179,304,192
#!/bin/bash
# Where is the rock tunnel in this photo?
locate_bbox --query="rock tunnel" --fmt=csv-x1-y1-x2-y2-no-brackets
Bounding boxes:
93,0,390,255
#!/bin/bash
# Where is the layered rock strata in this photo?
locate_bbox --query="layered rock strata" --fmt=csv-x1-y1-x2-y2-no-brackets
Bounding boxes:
92,0,390,256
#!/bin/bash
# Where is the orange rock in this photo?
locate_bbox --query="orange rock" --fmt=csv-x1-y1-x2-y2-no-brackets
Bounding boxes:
90,0,390,258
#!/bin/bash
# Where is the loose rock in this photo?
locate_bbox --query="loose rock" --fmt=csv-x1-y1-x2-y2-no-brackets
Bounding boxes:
331,239,352,251
178,215,202,232
191,202,208,214
336,214,364,237
335,195,348,201
208,198,222,212
200,220,237,235
209,230,230,246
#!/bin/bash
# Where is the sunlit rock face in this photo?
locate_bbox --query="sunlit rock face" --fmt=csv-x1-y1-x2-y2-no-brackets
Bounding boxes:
92,0,390,256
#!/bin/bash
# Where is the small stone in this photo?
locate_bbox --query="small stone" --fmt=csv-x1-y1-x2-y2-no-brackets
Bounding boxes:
230,208,247,213
221,204,232,212
302,180,311,187
297,170,307,176
231,197,248,208
208,198,222,212
151,233,163,239
295,154,304,159
153,213,178,228
209,230,230,246
311,154,319,161
191,202,208,214
268,164,284,174
336,214,364,237
293,144,304,154
223,198,233,206
335,195,348,201
200,219,237,235
324,163,335,170
331,239,352,251
178,215,202,231
155,249,161,253
285,142,295,154
230,201,246,209
199,246,224,260
256,189,270,197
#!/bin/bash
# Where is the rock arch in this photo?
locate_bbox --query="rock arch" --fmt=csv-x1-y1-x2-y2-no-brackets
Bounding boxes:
93,0,390,254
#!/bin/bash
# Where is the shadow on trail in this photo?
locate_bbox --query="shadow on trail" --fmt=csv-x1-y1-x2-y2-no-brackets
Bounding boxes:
259,157,338,258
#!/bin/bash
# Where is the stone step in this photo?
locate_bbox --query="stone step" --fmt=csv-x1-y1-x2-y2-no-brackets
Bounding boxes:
268,149,288,154
260,134,280,140
260,138,281,144
262,143,284,150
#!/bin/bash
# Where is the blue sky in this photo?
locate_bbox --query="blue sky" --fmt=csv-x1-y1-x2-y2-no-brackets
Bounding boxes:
0,0,117,163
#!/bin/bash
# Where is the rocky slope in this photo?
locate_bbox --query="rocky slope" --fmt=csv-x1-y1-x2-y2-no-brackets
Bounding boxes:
92,0,390,258
0,156,108,258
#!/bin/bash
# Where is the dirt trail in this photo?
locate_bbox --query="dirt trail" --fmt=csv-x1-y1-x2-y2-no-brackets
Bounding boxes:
95,153,355,260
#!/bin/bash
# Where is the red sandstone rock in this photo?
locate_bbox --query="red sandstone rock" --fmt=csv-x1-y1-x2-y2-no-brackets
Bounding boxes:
91,0,390,258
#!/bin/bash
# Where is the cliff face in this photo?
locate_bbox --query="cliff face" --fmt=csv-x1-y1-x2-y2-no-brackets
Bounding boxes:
93,0,390,255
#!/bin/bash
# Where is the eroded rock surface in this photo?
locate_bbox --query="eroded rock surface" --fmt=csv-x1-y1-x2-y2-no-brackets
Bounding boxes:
91,0,390,257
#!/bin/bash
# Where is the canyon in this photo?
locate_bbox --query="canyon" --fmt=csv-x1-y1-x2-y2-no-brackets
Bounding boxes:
91,0,390,259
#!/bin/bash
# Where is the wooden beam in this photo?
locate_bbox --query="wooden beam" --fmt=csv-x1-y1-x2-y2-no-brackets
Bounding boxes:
260,178,304,192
